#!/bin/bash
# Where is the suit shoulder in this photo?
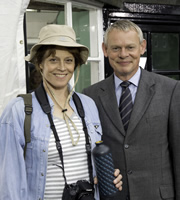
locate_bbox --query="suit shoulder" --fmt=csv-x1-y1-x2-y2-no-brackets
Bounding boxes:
85,79,106,90
83,75,112,94
74,92,96,105
142,69,178,86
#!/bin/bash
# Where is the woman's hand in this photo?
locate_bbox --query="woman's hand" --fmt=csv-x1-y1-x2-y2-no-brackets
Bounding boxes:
94,169,123,191
94,176,98,185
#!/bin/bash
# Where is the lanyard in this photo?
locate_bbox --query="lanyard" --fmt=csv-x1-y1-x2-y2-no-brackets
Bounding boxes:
35,83,94,185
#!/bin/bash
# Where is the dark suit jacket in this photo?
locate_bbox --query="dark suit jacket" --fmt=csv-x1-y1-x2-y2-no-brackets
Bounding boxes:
83,68,180,200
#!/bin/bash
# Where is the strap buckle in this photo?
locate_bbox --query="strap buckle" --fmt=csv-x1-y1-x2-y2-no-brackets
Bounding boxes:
56,141,62,151
25,105,33,115
86,144,91,154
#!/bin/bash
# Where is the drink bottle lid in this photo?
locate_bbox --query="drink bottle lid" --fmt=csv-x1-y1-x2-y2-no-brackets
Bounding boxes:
95,141,103,145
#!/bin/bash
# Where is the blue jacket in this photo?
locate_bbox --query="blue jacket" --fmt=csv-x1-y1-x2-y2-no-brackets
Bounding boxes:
0,91,102,200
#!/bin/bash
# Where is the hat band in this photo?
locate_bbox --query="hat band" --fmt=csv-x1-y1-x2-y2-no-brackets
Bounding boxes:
39,35,76,44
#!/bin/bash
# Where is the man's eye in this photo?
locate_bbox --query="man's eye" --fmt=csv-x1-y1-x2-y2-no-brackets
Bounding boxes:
128,46,134,50
112,47,119,52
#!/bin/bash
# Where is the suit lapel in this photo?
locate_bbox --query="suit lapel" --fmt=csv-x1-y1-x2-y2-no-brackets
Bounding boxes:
98,75,126,136
127,69,156,135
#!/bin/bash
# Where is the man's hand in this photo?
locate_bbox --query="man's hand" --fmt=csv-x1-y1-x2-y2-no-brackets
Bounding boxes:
113,169,123,191
94,169,123,191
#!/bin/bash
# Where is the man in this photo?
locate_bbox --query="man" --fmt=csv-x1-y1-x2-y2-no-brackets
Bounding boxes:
83,20,180,200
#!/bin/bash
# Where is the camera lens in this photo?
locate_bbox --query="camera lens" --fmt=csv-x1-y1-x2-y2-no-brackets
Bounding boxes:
70,184,79,197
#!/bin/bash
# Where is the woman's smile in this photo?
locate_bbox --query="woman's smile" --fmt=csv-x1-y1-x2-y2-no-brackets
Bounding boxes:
53,73,67,78
40,49,75,89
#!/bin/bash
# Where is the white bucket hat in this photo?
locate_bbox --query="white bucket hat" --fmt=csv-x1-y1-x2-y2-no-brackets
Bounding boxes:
25,24,89,64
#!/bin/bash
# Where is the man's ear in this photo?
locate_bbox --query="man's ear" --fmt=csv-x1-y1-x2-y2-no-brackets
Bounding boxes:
102,42,108,57
140,39,147,55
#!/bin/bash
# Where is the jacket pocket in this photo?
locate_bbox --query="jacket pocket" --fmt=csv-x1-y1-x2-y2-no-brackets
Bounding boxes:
87,121,102,135
159,185,174,199
87,122,102,148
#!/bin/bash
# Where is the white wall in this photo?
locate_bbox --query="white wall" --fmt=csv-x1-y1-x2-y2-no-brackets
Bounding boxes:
0,0,30,115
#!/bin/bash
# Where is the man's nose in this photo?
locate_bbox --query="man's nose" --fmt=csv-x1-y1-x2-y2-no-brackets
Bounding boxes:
119,48,128,58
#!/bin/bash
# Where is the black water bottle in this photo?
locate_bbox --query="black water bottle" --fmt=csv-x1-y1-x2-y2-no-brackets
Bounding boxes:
92,141,118,198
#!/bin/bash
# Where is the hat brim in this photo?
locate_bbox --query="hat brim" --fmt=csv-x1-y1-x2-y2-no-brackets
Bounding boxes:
25,41,89,65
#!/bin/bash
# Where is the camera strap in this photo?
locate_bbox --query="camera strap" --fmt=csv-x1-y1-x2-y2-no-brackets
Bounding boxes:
72,92,93,184
35,82,94,185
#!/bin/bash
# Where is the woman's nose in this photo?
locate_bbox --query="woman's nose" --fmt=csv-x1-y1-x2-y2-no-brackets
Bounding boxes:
57,61,66,70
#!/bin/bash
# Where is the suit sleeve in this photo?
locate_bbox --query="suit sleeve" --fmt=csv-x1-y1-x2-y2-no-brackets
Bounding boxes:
169,81,180,199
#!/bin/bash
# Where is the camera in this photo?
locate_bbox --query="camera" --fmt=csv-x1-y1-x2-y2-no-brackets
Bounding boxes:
62,180,95,200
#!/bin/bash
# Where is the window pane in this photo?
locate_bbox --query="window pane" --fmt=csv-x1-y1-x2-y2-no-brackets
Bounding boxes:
166,74,180,80
143,32,147,57
56,11,65,24
75,63,90,93
26,8,64,92
137,32,147,69
72,7,90,92
26,4,101,93
26,10,61,50
72,7,90,53
75,61,99,93
151,33,179,70
72,6,100,92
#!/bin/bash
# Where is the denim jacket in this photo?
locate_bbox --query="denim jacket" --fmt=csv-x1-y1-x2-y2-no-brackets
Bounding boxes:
0,91,102,200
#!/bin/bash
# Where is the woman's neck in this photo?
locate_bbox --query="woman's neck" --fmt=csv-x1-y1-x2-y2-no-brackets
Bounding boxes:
43,81,73,119
44,82,69,101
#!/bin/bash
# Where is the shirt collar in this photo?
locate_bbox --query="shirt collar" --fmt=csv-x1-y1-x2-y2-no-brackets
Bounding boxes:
114,67,141,90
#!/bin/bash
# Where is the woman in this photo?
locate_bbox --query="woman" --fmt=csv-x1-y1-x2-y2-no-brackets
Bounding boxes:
0,24,122,200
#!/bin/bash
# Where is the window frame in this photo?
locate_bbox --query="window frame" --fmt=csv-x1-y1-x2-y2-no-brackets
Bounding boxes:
25,0,104,92
103,6,180,80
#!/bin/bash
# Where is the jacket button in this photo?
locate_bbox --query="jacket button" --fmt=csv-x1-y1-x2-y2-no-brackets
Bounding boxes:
41,173,44,176
124,144,129,149
127,170,132,175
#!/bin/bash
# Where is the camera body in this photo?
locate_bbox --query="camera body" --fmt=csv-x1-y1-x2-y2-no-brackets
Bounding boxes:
62,180,94,200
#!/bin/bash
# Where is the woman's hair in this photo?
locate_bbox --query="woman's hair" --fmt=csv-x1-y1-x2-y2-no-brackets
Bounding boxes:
104,20,144,45
33,45,83,71
30,68,42,90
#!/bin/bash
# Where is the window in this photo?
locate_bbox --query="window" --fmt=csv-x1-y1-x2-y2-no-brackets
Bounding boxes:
103,5,180,80
25,0,104,92
151,33,179,79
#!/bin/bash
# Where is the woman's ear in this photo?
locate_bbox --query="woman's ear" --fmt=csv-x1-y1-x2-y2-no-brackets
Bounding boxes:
39,64,43,70
39,65,44,78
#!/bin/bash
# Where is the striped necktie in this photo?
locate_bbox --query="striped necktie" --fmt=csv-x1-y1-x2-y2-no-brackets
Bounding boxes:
119,81,133,131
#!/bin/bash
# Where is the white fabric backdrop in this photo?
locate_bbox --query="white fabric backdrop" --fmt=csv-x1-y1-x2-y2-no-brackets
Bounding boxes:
0,0,30,115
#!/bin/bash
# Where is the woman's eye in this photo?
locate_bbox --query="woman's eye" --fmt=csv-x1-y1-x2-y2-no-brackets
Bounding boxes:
65,59,73,63
49,58,57,62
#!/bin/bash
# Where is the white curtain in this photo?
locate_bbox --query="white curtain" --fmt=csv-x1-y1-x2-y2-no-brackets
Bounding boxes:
0,0,30,115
